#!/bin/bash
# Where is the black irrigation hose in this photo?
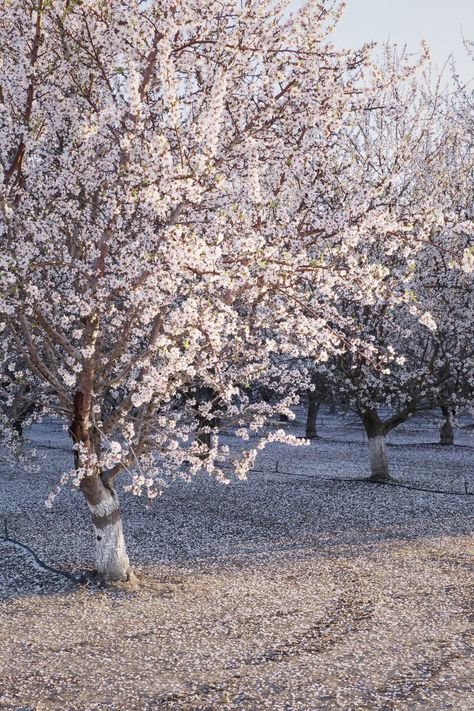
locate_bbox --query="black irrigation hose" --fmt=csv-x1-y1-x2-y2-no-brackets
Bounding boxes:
35,443,70,452
254,467,474,498
1,520,87,585
356,478,474,497
219,462,474,497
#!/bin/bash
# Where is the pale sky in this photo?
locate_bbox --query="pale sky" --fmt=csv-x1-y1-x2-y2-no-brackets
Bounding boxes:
290,0,473,84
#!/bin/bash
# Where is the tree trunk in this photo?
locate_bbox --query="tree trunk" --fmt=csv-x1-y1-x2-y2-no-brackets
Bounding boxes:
305,393,320,439
439,405,454,445
329,401,336,415
81,478,131,582
367,434,390,482
194,386,219,457
361,410,391,482
195,427,212,452
71,390,132,583
12,418,23,439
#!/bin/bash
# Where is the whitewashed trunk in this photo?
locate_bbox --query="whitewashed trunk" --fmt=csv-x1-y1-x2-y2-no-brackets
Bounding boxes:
368,435,390,482
88,494,131,582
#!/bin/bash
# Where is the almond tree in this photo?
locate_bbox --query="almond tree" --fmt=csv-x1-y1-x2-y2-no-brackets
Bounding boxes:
421,71,474,445
328,55,474,481
0,0,397,580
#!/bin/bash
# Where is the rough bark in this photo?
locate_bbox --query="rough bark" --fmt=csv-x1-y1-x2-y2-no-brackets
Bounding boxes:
439,405,454,445
367,434,390,482
305,393,320,439
81,479,131,582
361,409,391,482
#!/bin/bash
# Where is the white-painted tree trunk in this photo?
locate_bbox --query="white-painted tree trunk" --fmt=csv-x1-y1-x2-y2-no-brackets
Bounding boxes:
368,435,390,481
94,518,130,581
88,493,131,582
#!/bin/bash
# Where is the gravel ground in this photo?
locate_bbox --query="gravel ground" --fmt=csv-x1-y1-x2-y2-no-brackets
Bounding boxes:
1,410,473,710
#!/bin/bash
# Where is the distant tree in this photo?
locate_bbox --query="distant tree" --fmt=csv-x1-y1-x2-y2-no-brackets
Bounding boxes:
326,53,473,480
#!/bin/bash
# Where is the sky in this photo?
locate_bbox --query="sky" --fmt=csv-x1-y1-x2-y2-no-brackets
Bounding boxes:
290,0,473,83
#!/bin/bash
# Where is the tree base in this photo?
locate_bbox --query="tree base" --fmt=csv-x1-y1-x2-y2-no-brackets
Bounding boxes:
82,568,138,589
108,569,139,591
367,473,393,483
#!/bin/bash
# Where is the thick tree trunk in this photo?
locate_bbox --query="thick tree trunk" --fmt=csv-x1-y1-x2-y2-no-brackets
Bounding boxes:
82,480,131,582
71,390,132,583
305,393,320,439
439,405,454,445
361,410,391,482
367,434,390,481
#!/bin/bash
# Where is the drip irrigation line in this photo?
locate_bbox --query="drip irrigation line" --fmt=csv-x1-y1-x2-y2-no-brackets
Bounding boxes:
356,478,474,497
34,443,70,452
218,462,473,496
1,520,87,585
249,467,474,497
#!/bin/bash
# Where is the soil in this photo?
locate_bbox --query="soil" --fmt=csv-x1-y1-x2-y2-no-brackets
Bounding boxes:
1,410,473,710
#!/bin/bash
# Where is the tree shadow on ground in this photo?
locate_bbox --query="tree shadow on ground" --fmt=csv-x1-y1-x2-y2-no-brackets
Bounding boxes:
2,472,473,601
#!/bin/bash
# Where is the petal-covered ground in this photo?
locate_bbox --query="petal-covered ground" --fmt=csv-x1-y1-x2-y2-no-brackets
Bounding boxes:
1,410,473,710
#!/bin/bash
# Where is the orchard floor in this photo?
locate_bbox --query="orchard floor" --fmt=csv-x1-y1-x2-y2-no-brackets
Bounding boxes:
1,410,474,710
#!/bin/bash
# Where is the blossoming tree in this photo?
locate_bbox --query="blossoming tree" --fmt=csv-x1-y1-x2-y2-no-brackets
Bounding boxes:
325,56,474,481
0,0,396,580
